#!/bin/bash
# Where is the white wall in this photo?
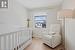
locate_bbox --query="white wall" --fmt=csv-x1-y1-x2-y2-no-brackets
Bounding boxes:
61,0,75,48
62,0,75,9
29,8,60,38
65,18,75,50
0,0,29,27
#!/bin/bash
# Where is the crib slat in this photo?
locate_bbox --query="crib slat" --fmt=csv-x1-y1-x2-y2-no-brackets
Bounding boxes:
15,32,17,49
12,33,15,50
19,32,21,46
5,34,14,50
10,34,13,50
1,36,5,50
6,35,11,50
0,36,1,50
16,32,19,49
6,35,8,50
9,35,11,50
4,36,6,50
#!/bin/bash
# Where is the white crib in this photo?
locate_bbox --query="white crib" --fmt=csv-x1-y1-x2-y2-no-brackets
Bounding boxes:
0,24,32,50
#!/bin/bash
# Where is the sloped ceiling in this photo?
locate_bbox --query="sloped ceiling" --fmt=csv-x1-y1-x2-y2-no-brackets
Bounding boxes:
17,0,63,9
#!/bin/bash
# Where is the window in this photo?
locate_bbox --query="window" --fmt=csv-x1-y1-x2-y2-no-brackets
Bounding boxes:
0,0,8,8
34,15,46,28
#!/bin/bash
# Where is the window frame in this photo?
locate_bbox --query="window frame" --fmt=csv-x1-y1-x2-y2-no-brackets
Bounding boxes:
34,15,47,28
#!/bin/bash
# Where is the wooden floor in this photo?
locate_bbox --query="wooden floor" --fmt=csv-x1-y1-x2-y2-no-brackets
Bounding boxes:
24,38,65,50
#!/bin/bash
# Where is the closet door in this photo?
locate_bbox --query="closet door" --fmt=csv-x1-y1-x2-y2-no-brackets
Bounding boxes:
65,18,75,50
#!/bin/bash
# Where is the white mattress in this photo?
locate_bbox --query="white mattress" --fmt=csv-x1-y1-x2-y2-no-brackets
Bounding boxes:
0,24,26,35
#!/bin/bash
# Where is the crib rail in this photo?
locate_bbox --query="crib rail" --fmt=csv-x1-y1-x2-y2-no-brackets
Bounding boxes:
0,29,32,50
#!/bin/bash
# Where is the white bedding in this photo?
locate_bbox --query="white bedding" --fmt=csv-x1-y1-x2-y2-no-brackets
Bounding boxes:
0,24,26,35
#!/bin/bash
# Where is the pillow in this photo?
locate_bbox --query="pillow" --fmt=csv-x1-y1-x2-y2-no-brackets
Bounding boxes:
48,32,56,35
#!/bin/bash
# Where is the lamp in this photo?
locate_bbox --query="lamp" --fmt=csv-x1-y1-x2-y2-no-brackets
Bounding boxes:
27,18,30,28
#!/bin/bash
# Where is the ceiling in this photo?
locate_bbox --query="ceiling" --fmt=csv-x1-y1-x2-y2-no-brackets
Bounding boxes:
17,0,63,9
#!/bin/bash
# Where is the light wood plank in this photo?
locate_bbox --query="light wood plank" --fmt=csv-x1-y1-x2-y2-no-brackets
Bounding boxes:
24,38,65,50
